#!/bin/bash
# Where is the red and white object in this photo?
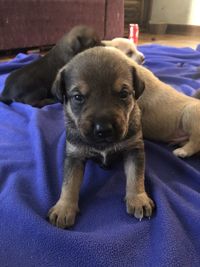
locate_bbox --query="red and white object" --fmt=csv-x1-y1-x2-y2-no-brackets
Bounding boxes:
129,24,139,44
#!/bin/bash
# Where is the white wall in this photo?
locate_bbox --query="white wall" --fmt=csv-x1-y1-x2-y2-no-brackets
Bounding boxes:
150,0,200,25
189,0,200,25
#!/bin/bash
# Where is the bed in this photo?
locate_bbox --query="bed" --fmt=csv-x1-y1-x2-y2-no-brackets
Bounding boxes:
0,44,200,266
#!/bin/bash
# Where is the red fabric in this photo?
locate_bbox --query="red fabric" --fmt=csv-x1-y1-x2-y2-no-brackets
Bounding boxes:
0,0,124,50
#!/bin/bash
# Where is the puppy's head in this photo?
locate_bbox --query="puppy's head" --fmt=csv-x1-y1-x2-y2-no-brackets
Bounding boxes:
57,25,102,60
52,47,144,148
103,38,145,64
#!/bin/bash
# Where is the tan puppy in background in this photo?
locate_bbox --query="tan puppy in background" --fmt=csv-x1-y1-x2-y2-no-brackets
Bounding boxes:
106,47,200,158
103,37,145,64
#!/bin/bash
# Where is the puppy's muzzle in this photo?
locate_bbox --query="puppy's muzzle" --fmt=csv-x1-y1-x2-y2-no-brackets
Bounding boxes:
80,113,125,145
137,54,145,64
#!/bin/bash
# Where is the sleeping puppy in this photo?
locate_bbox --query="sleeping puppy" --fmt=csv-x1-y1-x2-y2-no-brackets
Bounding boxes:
48,47,154,229
0,25,101,107
110,49,200,158
103,37,145,64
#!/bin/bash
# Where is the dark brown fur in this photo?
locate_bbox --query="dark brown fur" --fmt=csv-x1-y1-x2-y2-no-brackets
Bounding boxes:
48,47,154,228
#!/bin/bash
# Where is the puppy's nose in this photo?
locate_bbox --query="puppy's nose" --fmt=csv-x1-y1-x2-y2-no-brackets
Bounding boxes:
94,122,114,139
140,55,145,64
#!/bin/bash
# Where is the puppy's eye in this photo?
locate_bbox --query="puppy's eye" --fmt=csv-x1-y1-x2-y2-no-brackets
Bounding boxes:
126,50,133,57
119,88,130,99
72,94,85,104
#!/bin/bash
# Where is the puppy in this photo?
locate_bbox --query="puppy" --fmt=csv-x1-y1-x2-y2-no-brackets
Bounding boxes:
112,50,200,158
103,37,145,64
0,25,101,107
48,47,154,229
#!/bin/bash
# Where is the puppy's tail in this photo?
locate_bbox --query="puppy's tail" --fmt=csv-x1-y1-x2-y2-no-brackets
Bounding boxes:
0,96,13,105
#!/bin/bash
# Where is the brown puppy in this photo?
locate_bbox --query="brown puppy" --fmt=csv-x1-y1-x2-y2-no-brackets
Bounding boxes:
109,48,200,158
48,47,154,229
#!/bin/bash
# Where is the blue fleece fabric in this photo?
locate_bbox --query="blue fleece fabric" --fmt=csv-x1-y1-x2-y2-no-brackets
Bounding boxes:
0,45,200,267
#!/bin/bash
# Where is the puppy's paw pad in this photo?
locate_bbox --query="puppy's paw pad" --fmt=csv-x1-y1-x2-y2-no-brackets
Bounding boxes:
173,148,188,158
48,202,77,229
126,193,154,220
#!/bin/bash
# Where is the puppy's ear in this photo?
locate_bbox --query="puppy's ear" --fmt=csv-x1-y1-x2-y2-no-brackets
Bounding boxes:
68,32,101,53
68,35,83,53
75,34,101,52
52,69,66,103
132,67,145,99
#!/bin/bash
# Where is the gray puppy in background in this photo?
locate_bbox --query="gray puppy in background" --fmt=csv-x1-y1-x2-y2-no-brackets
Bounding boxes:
48,46,154,229
0,25,101,107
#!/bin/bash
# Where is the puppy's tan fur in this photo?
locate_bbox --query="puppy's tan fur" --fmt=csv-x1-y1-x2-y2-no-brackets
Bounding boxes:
107,47,200,157
103,38,145,64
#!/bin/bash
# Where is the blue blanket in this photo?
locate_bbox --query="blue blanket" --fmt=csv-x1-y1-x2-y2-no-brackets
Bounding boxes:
1,45,200,267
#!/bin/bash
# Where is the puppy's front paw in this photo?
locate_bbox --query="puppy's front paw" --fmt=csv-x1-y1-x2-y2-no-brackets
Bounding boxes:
173,148,188,158
48,201,79,229
126,193,154,220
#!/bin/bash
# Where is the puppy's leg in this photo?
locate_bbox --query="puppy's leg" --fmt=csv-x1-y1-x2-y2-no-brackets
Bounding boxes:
173,135,200,157
124,144,154,220
173,104,200,158
48,156,84,228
